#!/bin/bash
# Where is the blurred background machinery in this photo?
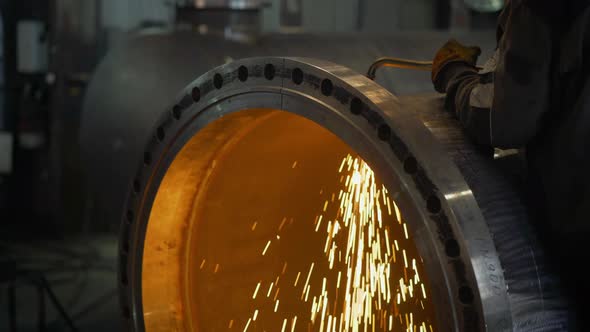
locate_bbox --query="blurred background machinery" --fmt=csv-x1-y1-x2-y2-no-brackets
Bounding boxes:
3,1,569,331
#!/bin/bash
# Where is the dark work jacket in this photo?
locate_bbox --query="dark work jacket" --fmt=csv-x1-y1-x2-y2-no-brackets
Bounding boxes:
442,0,590,238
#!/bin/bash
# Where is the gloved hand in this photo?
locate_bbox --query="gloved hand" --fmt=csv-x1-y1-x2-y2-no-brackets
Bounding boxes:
432,39,481,93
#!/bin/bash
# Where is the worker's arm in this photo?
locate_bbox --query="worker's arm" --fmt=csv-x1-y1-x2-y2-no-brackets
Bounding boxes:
436,0,554,148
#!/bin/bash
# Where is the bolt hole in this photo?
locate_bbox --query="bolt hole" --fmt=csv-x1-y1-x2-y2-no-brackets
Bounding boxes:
378,123,391,141
238,66,248,82
192,86,201,102
126,210,134,223
172,105,181,120
459,286,474,304
133,179,140,193
350,97,362,115
292,68,303,85
445,239,460,258
403,156,418,174
264,64,275,80
156,127,165,141
321,79,333,96
214,74,223,89
427,195,441,213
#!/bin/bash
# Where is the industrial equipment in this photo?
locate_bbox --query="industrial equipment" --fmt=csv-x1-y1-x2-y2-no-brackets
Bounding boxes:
81,35,571,331
0,1,53,224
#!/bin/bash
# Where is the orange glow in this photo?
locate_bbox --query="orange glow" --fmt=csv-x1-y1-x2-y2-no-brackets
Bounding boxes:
142,109,435,331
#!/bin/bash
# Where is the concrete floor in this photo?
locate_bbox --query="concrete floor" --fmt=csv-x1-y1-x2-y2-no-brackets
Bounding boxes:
0,234,121,332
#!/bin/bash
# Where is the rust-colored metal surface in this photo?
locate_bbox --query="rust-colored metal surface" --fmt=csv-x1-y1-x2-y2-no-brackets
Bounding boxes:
143,110,436,331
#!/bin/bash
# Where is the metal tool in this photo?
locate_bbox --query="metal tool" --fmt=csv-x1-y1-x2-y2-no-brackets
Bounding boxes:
367,56,433,80
366,56,483,80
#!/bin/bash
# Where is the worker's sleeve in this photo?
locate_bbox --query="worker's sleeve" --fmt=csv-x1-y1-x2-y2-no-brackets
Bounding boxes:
443,57,496,146
444,1,554,148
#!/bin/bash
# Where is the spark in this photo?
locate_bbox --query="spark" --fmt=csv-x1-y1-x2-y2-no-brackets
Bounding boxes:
302,263,314,295
403,223,409,240
315,215,323,232
294,271,301,286
262,240,271,256
252,282,261,299
394,201,401,223
238,154,434,331
243,318,251,332
339,158,346,172
279,217,287,231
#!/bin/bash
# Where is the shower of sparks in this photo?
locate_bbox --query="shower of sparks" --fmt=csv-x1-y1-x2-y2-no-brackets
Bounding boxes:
237,154,434,331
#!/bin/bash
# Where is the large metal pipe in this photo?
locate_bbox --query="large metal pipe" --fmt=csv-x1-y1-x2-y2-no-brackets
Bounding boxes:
99,57,570,331
80,34,573,331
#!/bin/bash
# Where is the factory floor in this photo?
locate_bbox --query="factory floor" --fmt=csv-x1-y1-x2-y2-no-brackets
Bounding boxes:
0,233,121,332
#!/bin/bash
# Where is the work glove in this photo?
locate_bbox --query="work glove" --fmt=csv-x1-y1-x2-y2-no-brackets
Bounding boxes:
431,39,481,93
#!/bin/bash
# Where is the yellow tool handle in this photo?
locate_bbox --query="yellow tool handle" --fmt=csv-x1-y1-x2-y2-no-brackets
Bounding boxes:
367,57,433,80
367,56,483,80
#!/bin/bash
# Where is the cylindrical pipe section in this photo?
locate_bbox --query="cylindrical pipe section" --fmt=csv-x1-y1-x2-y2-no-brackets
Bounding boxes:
106,57,571,331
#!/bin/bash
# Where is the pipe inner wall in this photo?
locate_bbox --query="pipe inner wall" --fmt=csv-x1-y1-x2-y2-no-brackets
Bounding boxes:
143,109,436,331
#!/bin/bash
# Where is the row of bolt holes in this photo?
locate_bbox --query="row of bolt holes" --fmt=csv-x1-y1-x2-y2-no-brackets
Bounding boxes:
131,63,473,307
143,64,343,167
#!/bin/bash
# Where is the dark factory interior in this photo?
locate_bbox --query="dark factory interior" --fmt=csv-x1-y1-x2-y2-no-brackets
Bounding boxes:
1,0,589,331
